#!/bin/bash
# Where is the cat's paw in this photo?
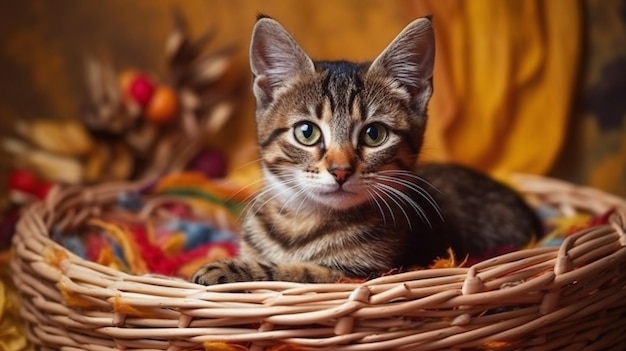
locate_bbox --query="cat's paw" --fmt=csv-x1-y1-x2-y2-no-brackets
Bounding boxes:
192,259,343,285
192,260,250,285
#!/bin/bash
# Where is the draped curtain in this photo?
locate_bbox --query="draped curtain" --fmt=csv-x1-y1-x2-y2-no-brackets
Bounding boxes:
412,1,582,177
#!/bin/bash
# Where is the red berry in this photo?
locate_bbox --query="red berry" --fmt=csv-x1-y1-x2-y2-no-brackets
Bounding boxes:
8,168,39,193
34,182,52,199
129,73,155,107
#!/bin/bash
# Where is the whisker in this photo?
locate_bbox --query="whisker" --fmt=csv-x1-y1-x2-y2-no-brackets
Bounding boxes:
269,186,308,235
372,183,416,229
375,182,431,229
379,169,443,195
292,186,314,221
376,170,442,212
375,174,443,221
230,157,263,173
365,188,388,226
226,178,266,204
276,184,309,218
369,186,397,226
243,177,301,221
237,176,283,214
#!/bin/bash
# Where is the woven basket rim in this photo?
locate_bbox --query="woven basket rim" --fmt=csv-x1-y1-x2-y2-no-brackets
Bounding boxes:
11,173,626,350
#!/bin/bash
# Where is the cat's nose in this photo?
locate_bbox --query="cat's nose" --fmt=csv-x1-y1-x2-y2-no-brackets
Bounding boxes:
329,166,353,185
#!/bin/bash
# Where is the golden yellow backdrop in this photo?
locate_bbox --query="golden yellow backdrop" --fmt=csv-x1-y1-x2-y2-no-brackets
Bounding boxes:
0,0,582,183
424,1,581,177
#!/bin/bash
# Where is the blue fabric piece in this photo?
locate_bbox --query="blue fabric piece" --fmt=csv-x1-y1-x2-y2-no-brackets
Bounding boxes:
63,236,86,259
163,219,236,250
117,192,143,212
542,238,565,247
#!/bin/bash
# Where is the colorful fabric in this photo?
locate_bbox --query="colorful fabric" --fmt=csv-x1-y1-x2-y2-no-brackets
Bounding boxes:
52,172,613,278
53,172,255,279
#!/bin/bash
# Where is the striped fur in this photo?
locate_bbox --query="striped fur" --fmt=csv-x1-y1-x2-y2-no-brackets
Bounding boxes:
192,17,541,285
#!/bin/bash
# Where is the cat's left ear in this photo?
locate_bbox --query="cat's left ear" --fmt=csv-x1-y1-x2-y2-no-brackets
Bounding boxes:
368,17,435,118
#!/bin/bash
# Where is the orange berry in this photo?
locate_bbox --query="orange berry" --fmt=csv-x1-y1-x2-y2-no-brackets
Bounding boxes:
144,85,179,123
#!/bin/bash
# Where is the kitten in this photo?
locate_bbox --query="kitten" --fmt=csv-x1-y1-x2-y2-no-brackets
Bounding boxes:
192,16,542,285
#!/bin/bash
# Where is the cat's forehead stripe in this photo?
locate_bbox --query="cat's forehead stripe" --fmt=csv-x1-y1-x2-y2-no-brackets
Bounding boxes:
317,61,366,117
314,102,323,120
320,73,336,113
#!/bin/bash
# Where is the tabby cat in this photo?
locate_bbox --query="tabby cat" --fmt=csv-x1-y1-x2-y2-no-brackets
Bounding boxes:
192,16,542,285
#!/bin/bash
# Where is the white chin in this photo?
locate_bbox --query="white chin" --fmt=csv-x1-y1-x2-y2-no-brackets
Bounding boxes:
313,190,368,210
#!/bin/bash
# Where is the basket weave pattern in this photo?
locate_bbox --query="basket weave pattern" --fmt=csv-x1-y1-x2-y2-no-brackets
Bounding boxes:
11,174,626,351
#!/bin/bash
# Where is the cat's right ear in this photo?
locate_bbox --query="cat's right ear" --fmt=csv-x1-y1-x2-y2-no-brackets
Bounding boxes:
368,17,435,119
250,17,315,112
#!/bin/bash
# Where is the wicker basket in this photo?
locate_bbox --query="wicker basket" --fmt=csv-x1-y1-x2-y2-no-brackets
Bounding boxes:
11,174,626,351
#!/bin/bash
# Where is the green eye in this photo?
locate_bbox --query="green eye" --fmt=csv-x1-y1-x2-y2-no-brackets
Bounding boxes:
361,123,388,147
294,122,322,146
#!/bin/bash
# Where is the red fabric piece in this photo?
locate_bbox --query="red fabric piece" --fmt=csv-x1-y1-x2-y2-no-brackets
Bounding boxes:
130,225,236,276
85,233,107,262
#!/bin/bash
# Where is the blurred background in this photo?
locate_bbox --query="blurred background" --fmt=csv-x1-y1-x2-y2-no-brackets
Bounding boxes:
0,0,625,197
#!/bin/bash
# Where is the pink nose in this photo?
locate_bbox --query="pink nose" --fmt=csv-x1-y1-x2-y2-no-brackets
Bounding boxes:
329,167,353,184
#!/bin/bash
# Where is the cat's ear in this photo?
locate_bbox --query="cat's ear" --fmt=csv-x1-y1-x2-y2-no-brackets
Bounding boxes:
250,17,315,111
368,17,435,117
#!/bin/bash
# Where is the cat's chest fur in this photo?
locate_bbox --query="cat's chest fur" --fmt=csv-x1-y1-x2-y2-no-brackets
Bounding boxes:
240,190,406,276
